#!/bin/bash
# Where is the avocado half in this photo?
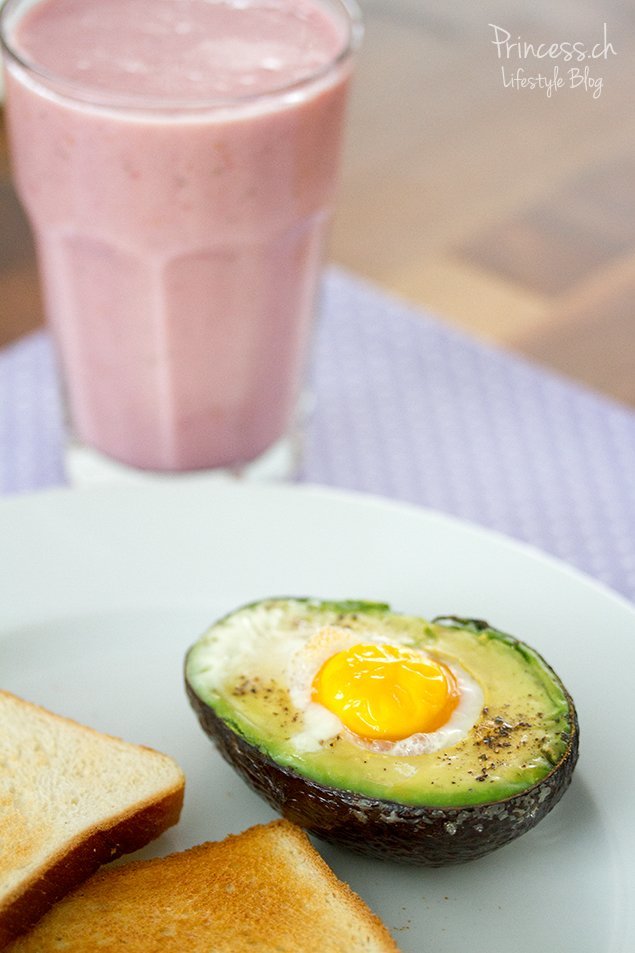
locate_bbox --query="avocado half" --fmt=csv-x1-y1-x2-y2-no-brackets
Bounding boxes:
185,599,579,866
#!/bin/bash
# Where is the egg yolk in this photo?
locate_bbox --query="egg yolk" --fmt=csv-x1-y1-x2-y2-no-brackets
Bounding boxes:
312,643,459,741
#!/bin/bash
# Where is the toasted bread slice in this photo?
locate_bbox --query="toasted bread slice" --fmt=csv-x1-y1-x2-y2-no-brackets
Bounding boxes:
0,691,185,948
8,820,400,952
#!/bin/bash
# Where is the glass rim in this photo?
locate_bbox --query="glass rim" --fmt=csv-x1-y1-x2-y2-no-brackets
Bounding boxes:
0,0,363,111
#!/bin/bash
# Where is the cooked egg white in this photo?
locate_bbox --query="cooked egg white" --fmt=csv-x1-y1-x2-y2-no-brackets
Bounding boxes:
191,609,484,758
287,625,484,756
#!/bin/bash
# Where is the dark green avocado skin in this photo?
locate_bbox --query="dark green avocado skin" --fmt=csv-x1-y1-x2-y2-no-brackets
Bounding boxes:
185,678,579,866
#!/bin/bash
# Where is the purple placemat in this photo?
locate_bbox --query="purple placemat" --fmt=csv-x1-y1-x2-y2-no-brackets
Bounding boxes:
0,330,66,492
2,267,635,603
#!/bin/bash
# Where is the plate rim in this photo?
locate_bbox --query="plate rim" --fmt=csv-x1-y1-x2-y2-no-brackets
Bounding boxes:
1,478,633,618
1,479,633,952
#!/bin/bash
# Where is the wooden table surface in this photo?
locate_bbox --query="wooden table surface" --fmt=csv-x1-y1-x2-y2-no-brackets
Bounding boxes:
2,0,634,406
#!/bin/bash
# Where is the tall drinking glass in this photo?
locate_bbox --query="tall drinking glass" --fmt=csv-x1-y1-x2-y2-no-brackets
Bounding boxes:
1,0,362,478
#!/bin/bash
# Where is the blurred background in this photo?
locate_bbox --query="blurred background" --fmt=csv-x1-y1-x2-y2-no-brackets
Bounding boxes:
2,0,634,404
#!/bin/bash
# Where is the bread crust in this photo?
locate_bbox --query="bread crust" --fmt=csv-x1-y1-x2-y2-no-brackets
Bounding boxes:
0,783,184,949
7,820,401,953
0,691,185,949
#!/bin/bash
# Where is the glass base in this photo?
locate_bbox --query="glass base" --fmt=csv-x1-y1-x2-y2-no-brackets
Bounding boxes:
65,428,303,487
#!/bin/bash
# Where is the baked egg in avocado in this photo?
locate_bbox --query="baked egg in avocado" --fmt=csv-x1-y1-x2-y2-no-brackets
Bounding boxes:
185,598,579,865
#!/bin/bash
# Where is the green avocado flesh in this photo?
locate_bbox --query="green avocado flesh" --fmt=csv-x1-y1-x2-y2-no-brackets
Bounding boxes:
185,598,573,808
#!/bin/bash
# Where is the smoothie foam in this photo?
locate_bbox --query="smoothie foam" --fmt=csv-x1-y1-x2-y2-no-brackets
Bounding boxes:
3,0,356,469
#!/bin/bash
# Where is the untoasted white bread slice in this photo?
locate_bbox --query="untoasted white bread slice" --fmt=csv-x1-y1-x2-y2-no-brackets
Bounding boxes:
8,820,401,953
0,691,185,948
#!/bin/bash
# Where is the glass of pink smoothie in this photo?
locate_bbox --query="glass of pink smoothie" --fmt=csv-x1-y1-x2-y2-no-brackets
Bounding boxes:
0,0,362,477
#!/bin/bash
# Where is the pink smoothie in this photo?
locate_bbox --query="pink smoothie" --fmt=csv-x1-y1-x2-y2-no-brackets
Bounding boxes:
3,0,357,469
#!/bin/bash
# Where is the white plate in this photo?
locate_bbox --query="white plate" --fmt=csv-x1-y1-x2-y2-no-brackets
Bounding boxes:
1,480,633,952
